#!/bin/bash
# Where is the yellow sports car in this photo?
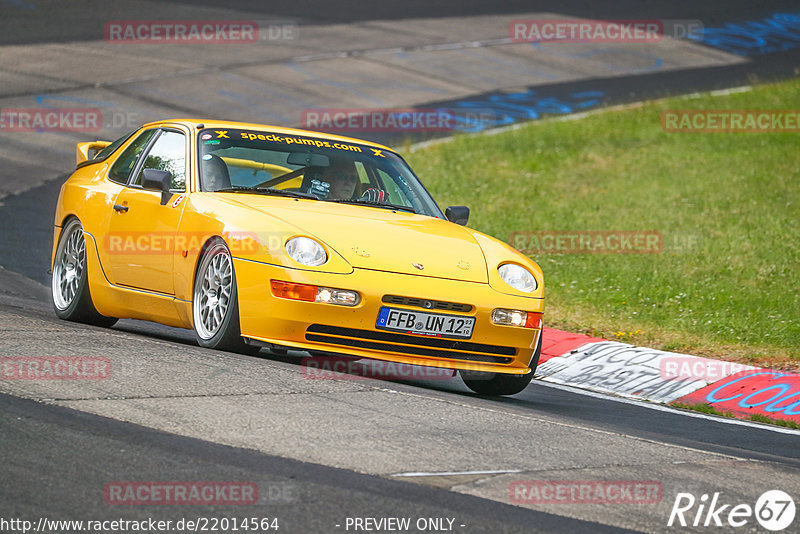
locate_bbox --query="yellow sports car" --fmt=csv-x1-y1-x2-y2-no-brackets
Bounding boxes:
51,119,544,395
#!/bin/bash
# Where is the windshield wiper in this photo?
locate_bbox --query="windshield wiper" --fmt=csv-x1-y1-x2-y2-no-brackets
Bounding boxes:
214,187,319,200
328,198,416,213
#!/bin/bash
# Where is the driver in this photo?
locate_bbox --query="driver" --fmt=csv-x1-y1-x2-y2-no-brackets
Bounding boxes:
323,161,359,199
316,160,386,202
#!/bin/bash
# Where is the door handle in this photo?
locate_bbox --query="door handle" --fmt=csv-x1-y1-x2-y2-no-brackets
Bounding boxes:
113,204,129,212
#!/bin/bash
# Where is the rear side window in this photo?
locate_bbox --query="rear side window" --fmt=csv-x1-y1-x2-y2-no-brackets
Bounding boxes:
108,129,157,185
93,130,134,161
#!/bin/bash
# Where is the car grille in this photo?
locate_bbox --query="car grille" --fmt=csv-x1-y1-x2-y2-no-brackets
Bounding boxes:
381,295,473,313
305,324,515,364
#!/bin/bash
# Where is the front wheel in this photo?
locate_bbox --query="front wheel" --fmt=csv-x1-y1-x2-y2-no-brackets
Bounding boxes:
461,329,542,396
51,218,117,327
192,239,258,354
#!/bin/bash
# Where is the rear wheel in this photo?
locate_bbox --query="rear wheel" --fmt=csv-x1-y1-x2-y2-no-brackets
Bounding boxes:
192,239,259,354
461,329,542,396
51,218,117,327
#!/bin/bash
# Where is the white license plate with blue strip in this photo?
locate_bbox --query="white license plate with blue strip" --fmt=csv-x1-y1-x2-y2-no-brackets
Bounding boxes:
376,306,475,339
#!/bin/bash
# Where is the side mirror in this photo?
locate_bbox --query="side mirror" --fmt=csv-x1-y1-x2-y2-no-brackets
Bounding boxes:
142,168,174,205
445,205,469,226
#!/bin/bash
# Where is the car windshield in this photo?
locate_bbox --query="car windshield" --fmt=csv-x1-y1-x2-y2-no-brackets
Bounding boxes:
197,128,443,217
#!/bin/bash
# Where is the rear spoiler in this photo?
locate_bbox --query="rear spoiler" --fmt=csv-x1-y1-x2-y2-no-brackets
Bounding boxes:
76,141,111,166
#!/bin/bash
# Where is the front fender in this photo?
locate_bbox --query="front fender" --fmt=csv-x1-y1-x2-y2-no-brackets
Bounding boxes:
469,230,545,301
174,194,353,302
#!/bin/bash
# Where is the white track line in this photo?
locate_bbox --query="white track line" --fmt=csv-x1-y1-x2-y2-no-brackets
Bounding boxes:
391,469,523,477
535,379,800,436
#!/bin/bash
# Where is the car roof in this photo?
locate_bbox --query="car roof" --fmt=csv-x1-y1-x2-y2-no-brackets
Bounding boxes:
142,118,395,153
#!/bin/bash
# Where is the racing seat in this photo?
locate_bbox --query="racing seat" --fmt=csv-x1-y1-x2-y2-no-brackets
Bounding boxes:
201,154,231,191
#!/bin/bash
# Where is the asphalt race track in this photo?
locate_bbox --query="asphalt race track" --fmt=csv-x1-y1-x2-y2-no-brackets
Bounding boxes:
1,2,799,533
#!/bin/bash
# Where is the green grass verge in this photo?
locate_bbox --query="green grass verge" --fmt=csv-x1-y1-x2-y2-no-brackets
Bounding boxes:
748,413,800,430
671,402,735,417
407,79,800,368
671,402,800,430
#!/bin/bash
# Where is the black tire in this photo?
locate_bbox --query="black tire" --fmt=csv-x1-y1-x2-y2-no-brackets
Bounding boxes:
192,239,259,354
51,218,118,327
461,328,542,396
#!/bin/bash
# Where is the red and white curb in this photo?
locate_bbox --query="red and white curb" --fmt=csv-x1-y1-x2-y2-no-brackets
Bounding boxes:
536,328,800,424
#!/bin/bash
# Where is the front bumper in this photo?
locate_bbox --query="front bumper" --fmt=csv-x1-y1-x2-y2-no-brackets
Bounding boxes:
234,258,543,375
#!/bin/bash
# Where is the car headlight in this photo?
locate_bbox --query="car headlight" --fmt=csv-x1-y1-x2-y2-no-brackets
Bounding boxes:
498,263,537,293
285,237,327,266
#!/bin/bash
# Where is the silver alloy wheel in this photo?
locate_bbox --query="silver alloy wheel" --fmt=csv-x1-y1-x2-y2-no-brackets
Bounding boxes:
52,221,86,311
193,246,233,340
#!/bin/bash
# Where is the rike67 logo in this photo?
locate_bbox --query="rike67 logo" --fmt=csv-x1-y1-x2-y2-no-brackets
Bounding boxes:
668,490,795,531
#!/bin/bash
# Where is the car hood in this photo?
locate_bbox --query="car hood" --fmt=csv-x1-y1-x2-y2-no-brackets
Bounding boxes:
231,197,489,283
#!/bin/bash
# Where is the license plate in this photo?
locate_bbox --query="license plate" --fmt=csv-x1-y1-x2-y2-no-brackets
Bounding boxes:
376,307,475,339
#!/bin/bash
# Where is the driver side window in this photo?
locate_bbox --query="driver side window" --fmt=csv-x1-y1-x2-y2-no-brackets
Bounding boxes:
132,130,186,191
